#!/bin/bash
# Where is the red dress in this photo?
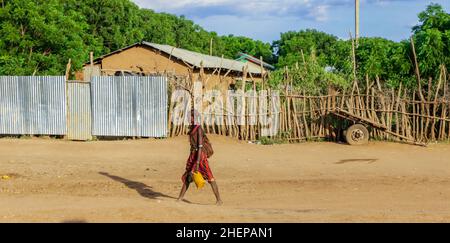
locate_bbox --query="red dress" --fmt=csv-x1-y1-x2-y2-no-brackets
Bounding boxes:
181,125,215,184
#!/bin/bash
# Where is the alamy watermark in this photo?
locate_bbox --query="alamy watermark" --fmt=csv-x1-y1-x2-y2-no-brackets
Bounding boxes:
171,82,280,136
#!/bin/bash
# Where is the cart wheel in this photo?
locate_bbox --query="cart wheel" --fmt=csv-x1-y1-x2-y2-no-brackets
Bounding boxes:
345,124,369,145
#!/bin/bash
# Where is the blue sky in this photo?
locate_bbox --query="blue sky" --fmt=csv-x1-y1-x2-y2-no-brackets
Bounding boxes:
132,0,449,43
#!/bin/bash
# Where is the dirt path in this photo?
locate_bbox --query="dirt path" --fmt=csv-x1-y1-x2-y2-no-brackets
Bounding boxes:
0,136,449,222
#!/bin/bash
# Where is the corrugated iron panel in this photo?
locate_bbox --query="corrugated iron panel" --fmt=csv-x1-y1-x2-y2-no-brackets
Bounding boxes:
0,76,66,135
67,81,92,140
91,76,168,137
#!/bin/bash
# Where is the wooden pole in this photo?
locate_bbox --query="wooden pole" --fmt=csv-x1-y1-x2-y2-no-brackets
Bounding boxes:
199,61,205,87
291,98,301,139
319,96,325,136
424,77,432,140
284,67,289,137
394,84,402,138
411,37,425,102
168,94,174,137
215,55,224,85
350,32,357,84
432,66,443,140
301,49,307,71
302,90,310,138
376,75,387,128
286,68,292,137
65,59,72,81
412,91,416,139
371,87,379,137
64,60,71,140
241,66,248,140
309,97,315,137
441,65,448,140
365,74,371,120
260,56,265,91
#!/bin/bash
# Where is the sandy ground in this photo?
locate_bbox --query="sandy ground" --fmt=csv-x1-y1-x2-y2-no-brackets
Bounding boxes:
0,135,449,223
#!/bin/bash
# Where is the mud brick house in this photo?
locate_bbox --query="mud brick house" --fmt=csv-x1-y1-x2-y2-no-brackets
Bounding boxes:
80,42,273,91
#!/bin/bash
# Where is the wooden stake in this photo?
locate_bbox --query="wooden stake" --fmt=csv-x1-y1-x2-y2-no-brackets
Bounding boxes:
412,91,416,139
260,56,265,91
301,49,307,72
65,59,72,81
394,84,402,137
302,90,310,138
240,66,248,140
411,37,425,102
432,67,443,140
350,32,357,84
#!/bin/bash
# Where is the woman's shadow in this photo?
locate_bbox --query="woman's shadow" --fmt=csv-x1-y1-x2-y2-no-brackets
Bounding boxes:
98,172,177,200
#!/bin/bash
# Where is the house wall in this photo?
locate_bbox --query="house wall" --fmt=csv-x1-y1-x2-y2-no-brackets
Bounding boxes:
100,46,190,76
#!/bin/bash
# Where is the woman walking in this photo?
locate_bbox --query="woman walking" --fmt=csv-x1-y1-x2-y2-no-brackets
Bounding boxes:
177,110,223,205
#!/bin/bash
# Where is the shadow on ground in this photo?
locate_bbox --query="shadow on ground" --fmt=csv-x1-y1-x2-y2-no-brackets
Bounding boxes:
335,159,378,164
99,172,177,200
61,219,88,223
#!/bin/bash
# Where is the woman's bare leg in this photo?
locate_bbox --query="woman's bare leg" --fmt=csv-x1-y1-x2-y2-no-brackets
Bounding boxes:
210,181,223,205
177,183,189,202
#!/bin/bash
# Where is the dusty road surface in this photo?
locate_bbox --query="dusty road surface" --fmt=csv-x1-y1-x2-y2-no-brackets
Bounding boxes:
0,136,449,222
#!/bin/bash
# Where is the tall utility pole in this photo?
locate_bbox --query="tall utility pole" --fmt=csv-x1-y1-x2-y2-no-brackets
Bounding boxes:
355,0,360,43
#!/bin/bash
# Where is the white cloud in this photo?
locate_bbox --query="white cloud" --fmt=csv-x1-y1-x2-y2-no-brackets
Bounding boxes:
133,0,324,20
308,5,330,22
131,0,448,42
133,0,231,10
133,0,426,14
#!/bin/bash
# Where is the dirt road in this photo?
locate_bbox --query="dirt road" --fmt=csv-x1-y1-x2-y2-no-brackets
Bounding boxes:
0,136,449,222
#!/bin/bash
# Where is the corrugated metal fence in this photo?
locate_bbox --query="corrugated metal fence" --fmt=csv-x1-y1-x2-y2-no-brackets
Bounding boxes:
91,76,168,137
0,76,168,139
0,76,66,135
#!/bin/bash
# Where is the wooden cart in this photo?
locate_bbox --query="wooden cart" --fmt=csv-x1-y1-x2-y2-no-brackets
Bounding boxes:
331,108,427,147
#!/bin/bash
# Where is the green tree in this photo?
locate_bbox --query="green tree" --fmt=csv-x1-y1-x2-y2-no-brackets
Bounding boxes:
138,10,177,47
0,0,447,85
218,35,274,62
268,50,350,93
61,0,143,53
0,0,91,75
412,3,450,80
273,29,338,68
136,10,274,62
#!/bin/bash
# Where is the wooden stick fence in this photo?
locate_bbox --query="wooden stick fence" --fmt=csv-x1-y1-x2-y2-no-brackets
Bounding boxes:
167,66,450,144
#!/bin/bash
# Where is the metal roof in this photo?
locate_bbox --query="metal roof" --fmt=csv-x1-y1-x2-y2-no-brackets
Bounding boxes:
91,42,265,75
237,52,275,70
142,42,264,74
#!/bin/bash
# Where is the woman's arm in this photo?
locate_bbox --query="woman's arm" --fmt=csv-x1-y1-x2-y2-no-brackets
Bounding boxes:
196,127,203,171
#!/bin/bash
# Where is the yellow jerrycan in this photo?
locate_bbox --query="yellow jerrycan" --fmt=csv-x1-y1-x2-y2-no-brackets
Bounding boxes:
192,171,206,189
